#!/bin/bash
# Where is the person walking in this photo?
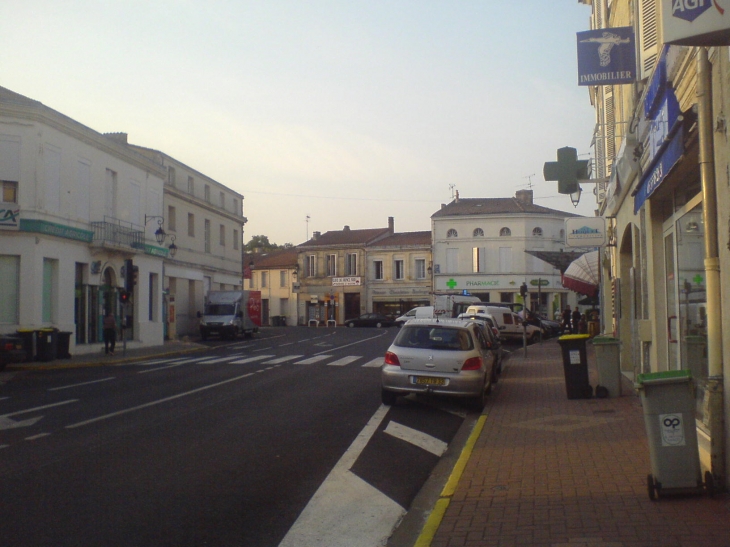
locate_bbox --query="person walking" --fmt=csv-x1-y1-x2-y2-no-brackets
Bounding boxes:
562,306,572,334
572,306,581,334
103,311,117,355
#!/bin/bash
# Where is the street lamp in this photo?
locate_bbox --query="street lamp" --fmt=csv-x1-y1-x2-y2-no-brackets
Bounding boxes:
168,235,178,258
570,186,582,208
144,215,167,245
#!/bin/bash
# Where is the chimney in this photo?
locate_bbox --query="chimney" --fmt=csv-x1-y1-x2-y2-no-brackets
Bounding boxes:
388,217,394,234
312,231,320,240
515,189,533,205
455,190,459,203
104,132,128,144
343,225,350,231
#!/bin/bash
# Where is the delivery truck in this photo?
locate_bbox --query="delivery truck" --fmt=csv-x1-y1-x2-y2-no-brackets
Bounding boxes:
199,290,261,340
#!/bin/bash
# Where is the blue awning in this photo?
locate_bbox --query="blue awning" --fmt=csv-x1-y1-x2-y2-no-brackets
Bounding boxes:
633,125,684,213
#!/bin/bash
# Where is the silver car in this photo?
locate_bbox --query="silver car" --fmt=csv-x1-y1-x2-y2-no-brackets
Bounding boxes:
380,318,497,411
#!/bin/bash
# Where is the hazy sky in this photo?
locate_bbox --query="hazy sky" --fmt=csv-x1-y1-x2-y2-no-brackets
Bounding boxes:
1,1,597,245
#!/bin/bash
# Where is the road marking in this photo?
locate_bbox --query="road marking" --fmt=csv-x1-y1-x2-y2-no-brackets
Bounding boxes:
196,355,242,364
293,355,332,365
262,355,303,364
0,444,8,449
0,400,78,431
327,356,361,367
25,433,51,441
228,355,273,364
163,357,201,365
134,357,181,365
137,364,185,374
278,405,402,547
384,421,448,457
361,358,383,368
312,332,389,356
253,347,273,352
66,372,260,429
48,377,116,391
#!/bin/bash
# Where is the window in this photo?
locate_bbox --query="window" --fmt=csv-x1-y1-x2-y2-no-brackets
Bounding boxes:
0,255,20,324
374,260,384,280
500,227,511,237
261,271,268,288
446,229,458,238
499,247,512,272
532,227,543,237
219,224,225,246
415,259,426,279
188,213,195,237
559,229,565,241
394,259,404,280
168,206,176,232
473,228,484,237
280,270,287,287
346,253,357,276
204,185,210,203
233,199,239,214
204,219,211,253
168,167,176,186
306,255,316,277
473,248,485,273
325,254,337,276
233,229,239,250
220,191,225,209
1,180,17,203
105,169,117,218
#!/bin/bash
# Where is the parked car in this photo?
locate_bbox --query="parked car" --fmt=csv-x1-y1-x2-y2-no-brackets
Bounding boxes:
394,306,435,326
0,334,26,371
346,313,396,328
380,318,497,411
457,313,503,374
464,305,541,342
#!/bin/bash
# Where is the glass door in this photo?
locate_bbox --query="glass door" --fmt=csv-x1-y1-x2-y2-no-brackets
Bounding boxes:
664,231,679,370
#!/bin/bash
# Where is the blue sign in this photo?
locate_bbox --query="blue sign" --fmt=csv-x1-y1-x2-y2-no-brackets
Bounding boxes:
672,0,713,22
634,126,684,213
577,27,636,86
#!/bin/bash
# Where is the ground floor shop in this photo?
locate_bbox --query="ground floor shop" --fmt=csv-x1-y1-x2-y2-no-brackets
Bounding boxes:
370,285,430,317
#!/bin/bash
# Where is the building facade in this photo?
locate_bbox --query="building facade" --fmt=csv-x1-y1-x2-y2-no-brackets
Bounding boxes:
248,248,298,327
431,190,583,318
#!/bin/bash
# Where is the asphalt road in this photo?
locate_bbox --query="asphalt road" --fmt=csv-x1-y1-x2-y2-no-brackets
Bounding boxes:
0,327,473,547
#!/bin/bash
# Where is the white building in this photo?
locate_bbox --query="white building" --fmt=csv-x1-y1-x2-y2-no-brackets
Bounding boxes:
431,190,584,317
1,86,167,353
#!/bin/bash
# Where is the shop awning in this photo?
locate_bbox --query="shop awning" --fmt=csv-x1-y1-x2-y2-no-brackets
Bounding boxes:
562,250,599,297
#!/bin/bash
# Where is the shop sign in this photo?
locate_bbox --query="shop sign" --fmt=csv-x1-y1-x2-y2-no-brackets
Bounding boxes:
19,219,93,242
661,0,730,46
332,276,361,286
310,295,319,303
0,202,20,230
634,126,684,213
530,279,550,287
565,217,607,247
576,27,636,86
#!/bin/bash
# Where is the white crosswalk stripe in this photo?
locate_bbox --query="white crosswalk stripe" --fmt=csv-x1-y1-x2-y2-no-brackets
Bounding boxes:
228,355,274,364
262,355,304,364
294,355,332,365
197,355,244,364
327,356,361,367
361,357,383,368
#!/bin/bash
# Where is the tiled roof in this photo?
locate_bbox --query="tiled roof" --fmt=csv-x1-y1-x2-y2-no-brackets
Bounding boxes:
431,197,582,218
298,227,391,247
0,86,42,107
248,248,298,269
369,231,431,247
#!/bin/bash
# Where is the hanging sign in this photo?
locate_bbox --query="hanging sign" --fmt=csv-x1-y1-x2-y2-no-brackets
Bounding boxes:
576,27,636,86
661,0,730,46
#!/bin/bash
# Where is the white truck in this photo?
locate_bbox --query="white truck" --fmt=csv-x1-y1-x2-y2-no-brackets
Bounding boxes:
433,294,482,318
199,290,261,340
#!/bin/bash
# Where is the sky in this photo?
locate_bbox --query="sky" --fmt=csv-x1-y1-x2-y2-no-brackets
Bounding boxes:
1,1,598,246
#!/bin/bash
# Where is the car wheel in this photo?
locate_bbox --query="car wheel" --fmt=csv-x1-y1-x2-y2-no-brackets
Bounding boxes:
381,389,397,405
376,322,383,328
347,322,355,328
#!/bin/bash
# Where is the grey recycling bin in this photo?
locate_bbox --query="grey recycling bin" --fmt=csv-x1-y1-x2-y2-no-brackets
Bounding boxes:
592,335,621,398
636,369,712,499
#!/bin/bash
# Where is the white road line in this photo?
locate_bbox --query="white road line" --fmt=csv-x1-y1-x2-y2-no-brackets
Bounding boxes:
327,356,361,367
293,355,332,365
137,364,185,374
262,355,303,364
66,371,259,429
163,357,201,365
3,400,78,417
228,355,273,364
278,405,402,547
384,421,448,457
25,433,51,441
135,357,181,365
253,347,273,352
312,332,388,356
0,444,8,449
48,377,116,391
196,355,241,364
361,358,383,368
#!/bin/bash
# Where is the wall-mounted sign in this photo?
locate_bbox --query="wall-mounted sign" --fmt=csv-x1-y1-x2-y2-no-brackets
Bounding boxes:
661,0,730,46
565,217,607,248
0,202,20,230
332,276,361,286
576,27,636,86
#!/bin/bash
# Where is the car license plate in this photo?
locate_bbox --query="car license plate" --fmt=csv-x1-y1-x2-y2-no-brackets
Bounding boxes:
413,376,446,386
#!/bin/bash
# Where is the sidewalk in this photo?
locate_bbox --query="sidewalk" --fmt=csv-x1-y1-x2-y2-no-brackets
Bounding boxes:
420,339,730,547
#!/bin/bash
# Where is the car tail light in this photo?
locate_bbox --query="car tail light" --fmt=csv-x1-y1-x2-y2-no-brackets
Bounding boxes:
3,342,14,351
384,351,400,366
461,356,482,371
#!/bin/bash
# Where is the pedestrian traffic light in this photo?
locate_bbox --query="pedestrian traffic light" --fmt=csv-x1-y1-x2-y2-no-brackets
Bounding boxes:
119,290,129,304
543,146,590,195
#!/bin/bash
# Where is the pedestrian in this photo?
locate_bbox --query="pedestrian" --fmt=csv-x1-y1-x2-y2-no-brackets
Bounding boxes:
562,306,572,334
572,306,581,334
578,314,588,334
103,311,117,355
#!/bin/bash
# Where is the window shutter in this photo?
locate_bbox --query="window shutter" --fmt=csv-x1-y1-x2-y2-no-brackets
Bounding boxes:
638,0,659,80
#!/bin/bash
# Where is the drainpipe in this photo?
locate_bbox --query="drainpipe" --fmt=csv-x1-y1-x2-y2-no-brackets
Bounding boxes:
697,46,725,487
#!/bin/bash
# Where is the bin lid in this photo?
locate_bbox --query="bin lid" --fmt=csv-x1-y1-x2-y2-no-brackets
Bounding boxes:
39,328,56,333
591,335,619,345
558,334,590,341
636,369,691,385
16,328,35,333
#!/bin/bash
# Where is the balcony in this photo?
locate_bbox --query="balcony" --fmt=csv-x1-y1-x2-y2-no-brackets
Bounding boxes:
91,216,144,251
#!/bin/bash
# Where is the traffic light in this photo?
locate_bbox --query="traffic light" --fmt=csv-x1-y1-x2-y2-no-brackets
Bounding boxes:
119,290,129,304
124,259,138,292
519,283,528,298
132,265,139,287
543,146,590,195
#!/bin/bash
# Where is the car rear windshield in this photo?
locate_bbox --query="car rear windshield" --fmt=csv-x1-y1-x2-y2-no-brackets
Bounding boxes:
394,326,474,351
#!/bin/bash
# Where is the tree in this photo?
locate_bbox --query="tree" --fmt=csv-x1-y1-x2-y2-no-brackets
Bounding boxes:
244,235,293,253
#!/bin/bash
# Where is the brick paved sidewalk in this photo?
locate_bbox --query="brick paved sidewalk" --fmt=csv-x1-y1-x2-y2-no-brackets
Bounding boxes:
429,339,730,547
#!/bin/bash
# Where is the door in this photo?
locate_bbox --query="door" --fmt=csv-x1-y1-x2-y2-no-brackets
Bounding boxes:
664,231,679,370
344,293,360,320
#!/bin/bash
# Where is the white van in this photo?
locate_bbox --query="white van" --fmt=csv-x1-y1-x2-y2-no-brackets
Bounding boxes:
464,305,540,342
395,306,435,326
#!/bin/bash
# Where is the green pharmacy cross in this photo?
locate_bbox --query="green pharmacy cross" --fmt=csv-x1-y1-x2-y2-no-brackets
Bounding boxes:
446,279,458,290
693,274,704,286
543,146,590,195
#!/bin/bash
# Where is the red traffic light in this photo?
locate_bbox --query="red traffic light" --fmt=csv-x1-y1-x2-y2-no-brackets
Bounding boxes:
119,290,129,304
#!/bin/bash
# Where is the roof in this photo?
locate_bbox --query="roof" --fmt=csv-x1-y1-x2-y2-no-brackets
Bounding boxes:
368,231,431,247
431,197,582,219
298,227,391,247
249,248,298,269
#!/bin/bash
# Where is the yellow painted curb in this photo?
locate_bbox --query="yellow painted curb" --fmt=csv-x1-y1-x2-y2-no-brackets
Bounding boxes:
413,414,487,547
